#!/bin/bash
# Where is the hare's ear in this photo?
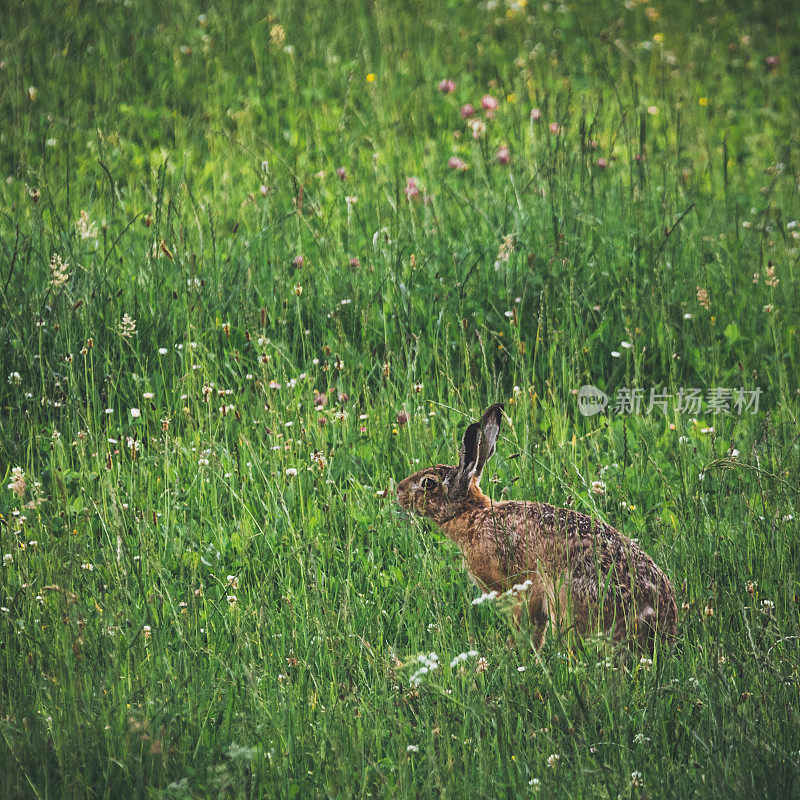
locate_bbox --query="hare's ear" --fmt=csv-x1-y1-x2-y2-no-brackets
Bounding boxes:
446,422,481,498
475,403,503,480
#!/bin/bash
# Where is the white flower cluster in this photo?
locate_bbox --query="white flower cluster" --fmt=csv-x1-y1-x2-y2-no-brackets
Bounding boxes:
449,650,479,669
409,652,439,687
505,579,533,596
472,579,533,606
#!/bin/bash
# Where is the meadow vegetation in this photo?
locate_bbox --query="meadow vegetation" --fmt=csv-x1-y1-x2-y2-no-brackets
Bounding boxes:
1,0,799,797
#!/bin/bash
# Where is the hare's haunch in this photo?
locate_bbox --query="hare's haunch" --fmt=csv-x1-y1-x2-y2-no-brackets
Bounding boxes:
396,404,677,651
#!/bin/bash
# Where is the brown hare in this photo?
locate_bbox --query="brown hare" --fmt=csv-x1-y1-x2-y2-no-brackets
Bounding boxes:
396,404,677,652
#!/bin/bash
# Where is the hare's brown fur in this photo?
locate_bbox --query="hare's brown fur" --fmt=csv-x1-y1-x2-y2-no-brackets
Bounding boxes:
396,405,677,652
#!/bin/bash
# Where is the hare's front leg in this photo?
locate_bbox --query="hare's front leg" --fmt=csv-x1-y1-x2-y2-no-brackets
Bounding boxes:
527,591,550,651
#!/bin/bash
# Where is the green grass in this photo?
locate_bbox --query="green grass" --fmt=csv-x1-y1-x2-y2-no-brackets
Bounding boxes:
1,0,799,797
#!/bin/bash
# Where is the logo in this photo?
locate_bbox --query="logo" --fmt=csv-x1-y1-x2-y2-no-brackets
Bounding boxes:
577,385,609,417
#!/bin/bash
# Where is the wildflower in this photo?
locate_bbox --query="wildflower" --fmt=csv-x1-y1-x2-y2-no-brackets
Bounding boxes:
269,23,285,45
472,590,499,606
496,147,510,165
761,599,774,612
406,744,419,753
227,575,239,589
765,55,779,69
405,177,420,201
763,304,774,314
130,408,141,418
311,451,328,470
547,754,560,768
460,103,475,118
476,657,489,672
549,122,561,135
396,410,410,426
293,283,303,296
591,480,606,495
142,392,154,400
704,605,714,617
3,553,12,566
481,94,498,112
227,594,237,606
529,778,541,790
448,156,468,171
621,340,632,349
468,118,486,139
449,650,479,668
639,657,653,669
597,157,608,168
119,313,137,338
765,264,779,287
349,256,361,268
75,210,98,240
746,580,756,594
336,166,347,180
366,73,375,82
49,254,70,288
698,97,708,106
505,579,533,596
630,771,643,787
412,382,423,393
696,286,711,310
285,468,298,477
143,625,152,638
438,78,456,93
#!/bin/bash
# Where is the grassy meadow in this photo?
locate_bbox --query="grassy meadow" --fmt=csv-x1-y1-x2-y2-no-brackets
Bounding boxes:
1,0,800,797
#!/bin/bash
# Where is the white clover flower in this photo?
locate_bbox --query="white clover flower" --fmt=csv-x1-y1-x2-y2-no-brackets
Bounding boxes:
3,553,13,566
7,371,21,386
406,744,419,753
471,590,499,606
130,408,141,418
547,754,560,768
450,650,479,669
285,468,298,476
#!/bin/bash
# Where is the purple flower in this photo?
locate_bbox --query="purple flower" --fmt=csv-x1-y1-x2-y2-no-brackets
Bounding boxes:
448,156,468,171
765,55,779,69
405,177,420,201
481,95,498,111
597,157,608,169
396,410,410,426
292,255,304,267
496,147,510,165
438,78,456,94
461,103,475,119
349,256,361,269
530,107,542,121
336,166,347,180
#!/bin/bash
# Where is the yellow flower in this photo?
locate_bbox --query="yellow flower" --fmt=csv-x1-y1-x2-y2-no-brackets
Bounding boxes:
653,32,664,43
698,97,708,106
506,93,518,104
366,73,376,83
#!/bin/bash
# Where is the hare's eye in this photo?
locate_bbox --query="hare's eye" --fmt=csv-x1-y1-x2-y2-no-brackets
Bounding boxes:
421,476,438,492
